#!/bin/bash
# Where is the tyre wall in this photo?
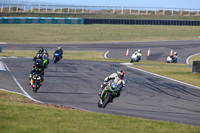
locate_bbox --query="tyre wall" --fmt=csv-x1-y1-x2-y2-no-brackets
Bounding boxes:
0,17,84,24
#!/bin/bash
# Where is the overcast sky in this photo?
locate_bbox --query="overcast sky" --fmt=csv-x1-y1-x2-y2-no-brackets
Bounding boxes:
1,0,200,9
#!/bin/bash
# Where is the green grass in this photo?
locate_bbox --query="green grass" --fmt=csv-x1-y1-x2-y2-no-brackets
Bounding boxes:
1,90,200,133
1,13,200,20
188,54,200,65
0,50,129,62
0,24,200,43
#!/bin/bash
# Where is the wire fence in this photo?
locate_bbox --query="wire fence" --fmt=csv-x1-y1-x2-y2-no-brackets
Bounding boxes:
0,4,200,16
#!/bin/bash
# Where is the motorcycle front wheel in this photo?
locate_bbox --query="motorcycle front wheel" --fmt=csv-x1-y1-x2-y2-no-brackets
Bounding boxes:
102,92,112,108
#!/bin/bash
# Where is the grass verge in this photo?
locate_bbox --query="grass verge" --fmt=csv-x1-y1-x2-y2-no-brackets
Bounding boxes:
0,24,200,43
1,13,200,20
188,54,200,65
1,90,200,133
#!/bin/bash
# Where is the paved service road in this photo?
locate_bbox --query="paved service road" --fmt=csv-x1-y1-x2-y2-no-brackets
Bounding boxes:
1,40,200,125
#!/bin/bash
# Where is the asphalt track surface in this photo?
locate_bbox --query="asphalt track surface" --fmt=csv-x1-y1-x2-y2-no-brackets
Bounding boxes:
1,40,200,125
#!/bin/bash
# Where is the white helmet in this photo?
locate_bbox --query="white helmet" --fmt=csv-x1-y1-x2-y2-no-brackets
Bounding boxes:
138,49,141,53
58,47,61,50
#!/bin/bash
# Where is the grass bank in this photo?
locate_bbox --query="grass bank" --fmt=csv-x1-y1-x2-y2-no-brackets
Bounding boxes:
0,24,200,43
188,54,200,65
1,90,200,133
1,13,200,20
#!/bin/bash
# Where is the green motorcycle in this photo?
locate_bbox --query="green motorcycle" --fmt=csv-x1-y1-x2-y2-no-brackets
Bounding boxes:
42,55,49,69
98,82,118,108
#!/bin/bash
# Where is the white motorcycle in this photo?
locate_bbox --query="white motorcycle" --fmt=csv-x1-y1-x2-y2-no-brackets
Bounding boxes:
130,52,142,63
166,56,179,63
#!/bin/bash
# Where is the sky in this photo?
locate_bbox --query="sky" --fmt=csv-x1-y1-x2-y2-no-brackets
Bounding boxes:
1,0,200,9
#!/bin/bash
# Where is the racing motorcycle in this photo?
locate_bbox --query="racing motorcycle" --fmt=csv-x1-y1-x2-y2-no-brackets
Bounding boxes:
130,52,142,63
166,56,179,63
98,82,118,108
30,72,42,92
42,54,50,69
53,51,62,63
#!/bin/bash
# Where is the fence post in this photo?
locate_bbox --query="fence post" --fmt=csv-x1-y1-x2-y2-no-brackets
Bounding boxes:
60,5,62,13
74,5,76,13
24,5,26,12
121,6,123,14
17,5,19,12
163,8,165,15
113,6,115,14
46,5,48,13
188,8,190,16
138,7,140,15
9,4,11,12
146,7,148,15
53,5,55,13
180,9,182,15
31,5,33,12
38,4,40,13
90,6,91,13
171,8,173,16
1,4,3,12
155,7,156,15
197,9,199,16
129,7,132,14
68,5,70,13
82,5,84,13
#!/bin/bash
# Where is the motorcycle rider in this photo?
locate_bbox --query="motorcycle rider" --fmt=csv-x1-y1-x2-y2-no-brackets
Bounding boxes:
54,47,63,59
131,49,142,62
29,60,44,83
33,53,43,64
42,49,50,65
172,52,179,63
38,47,44,55
99,69,126,99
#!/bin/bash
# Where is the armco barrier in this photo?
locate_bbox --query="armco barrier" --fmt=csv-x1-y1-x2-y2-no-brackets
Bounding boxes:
84,18,200,26
0,17,84,24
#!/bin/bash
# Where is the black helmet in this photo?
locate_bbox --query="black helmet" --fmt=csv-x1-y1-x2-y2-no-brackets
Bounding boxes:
117,69,124,79
35,60,41,67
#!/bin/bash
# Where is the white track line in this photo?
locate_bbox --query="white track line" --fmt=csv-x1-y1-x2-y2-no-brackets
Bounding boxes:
186,53,200,65
0,88,26,97
104,51,109,58
2,59,43,103
123,64,200,90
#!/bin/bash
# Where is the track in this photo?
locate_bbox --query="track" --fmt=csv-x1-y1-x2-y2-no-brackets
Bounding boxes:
1,40,200,125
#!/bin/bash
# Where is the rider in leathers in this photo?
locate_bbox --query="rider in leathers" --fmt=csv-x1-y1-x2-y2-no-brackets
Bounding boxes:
99,69,126,99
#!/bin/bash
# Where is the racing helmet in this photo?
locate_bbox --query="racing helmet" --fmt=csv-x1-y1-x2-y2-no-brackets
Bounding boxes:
58,47,61,50
36,53,40,58
138,49,141,53
40,47,44,51
117,69,124,79
44,49,47,54
35,60,41,67
174,52,177,55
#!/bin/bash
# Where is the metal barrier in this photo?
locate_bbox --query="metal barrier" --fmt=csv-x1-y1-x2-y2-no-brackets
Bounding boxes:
84,18,200,26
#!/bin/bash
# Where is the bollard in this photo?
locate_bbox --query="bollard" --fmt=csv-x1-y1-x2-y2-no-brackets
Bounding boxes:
192,61,200,73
